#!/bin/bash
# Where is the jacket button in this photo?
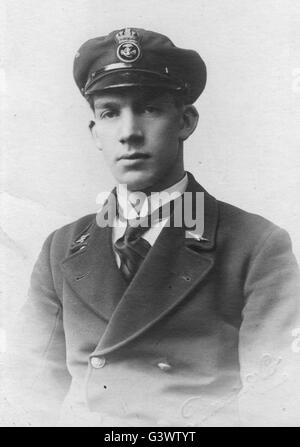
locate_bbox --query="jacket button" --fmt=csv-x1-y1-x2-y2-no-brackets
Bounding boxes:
91,356,106,369
157,361,172,372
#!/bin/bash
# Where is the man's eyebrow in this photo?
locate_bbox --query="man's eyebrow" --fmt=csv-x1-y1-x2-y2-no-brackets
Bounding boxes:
94,101,120,109
139,94,174,105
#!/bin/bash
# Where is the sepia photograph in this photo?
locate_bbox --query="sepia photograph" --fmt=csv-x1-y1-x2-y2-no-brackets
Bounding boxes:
1,0,300,429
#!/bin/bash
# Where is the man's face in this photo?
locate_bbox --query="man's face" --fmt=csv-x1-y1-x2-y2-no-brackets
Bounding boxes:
92,88,185,191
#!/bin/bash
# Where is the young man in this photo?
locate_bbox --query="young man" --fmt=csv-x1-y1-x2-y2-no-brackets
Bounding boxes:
10,28,300,426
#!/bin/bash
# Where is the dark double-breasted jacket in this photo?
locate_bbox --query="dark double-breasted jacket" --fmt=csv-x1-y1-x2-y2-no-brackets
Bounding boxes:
10,173,300,426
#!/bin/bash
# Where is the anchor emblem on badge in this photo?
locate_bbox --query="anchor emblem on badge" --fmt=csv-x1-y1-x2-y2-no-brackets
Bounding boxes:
115,28,141,63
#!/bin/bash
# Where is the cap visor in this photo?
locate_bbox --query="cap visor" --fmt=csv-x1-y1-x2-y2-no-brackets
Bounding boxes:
85,69,183,95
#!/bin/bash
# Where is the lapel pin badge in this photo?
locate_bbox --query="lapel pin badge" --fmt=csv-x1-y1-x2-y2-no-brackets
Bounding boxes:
185,231,209,242
70,233,91,253
74,233,90,245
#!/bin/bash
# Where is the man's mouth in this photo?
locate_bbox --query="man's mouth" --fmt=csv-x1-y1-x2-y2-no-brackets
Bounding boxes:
119,153,150,161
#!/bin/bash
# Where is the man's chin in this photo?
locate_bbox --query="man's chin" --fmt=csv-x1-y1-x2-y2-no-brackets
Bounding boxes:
115,170,155,192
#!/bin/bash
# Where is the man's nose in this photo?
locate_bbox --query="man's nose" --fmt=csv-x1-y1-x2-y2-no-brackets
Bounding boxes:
118,110,144,145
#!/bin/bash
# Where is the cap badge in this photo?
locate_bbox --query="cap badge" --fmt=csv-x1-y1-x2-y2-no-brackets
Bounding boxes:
115,28,141,63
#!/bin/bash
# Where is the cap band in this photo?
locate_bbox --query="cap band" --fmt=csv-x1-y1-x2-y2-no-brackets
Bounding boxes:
84,66,186,96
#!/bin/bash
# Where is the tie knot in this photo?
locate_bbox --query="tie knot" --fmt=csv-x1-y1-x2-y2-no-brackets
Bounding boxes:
124,218,150,243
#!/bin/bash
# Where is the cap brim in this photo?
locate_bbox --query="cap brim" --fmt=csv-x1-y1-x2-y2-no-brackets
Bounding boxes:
84,69,184,95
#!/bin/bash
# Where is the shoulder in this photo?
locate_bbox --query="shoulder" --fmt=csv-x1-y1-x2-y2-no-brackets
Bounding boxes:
190,172,285,247
217,199,277,235
214,197,293,258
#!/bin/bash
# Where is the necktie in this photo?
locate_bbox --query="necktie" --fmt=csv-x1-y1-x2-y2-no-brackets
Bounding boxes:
114,219,151,282
114,196,182,282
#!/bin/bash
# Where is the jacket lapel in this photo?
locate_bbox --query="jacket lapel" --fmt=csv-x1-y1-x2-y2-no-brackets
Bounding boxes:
60,194,127,321
94,173,219,355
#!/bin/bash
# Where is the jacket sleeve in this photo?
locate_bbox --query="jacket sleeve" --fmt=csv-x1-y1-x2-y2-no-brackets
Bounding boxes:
7,231,72,426
238,227,300,426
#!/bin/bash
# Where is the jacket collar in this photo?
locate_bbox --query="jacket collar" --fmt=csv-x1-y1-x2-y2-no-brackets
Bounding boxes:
183,171,218,250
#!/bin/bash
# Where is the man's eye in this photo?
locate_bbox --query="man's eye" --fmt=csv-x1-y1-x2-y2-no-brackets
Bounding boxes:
100,110,118,119
143,106,159,114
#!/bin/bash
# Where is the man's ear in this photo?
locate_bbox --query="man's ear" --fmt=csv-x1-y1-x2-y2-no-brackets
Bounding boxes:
178,105,199,141
89,120,102,151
